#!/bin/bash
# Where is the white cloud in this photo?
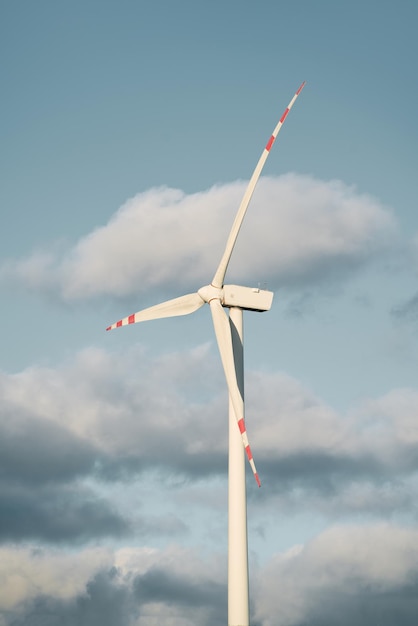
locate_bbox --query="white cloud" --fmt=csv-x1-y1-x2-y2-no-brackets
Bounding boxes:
3,347,418,483
3,344,418,526
247,371,418,466
0,175,397,300
0,344,227,481
2,524,418,626
0,543,226,625
254,523,418,626
0,546,113,610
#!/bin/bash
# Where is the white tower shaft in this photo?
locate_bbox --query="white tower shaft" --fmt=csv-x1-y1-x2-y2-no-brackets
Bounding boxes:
228,306,249,626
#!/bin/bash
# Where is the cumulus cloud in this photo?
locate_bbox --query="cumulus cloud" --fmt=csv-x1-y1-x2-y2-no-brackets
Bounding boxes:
246,372,418,514
248,372,418,469
254,524,418,626
0,346,219,543
0,546,114,610
2,342,418,544
2,525,418,626
0,545,226,626
0,345,227,480
0,175,397,301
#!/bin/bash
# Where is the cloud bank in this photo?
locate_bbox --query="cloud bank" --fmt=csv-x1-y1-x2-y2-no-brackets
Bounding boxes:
2,344,418,548
1,175,397,301
2,338,418,624
2,525,418,626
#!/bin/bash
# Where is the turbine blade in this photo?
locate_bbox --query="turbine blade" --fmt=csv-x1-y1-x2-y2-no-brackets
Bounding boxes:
209,299,261,486
106,292,204,331
212,81,306,289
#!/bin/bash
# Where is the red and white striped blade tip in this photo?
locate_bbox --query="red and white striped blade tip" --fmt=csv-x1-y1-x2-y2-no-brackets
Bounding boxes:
106,293,204,331
106,318,130,331
238,417,261,487
247,450,261,488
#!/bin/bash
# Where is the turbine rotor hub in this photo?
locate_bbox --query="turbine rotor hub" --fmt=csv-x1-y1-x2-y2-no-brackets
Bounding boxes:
197,284,224,304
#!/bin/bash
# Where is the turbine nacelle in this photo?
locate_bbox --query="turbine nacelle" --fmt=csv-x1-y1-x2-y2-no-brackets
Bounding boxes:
222,284,273,312
197,283,273,312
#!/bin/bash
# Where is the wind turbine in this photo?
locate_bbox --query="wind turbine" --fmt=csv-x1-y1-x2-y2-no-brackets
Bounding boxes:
106,81,305,625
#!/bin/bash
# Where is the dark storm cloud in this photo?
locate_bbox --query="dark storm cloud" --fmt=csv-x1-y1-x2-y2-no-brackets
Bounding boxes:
0,409,98,485
8,569,135,626
6,565,226,626
0,473,188,544
258,444,418,495
260,449,384,489
93,429,228,483
0,391,136,543
0,482,130,543
252,443,418,520
133,567,226,619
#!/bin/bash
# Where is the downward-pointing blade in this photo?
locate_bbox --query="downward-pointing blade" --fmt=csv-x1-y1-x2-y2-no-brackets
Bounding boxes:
209,299,261,487
212,81,306,289
106,292,205,330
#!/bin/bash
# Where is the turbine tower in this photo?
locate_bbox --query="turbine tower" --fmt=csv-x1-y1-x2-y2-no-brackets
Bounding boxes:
106,82,305,625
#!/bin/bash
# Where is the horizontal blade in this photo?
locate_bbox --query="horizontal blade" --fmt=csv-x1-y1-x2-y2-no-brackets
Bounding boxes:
106,292,204,331
212,81,306,289
209,299,261,486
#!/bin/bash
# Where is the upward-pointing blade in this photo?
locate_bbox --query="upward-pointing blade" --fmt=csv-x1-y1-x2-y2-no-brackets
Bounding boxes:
212,81,306,289
209,299,261,487
106,292,205,330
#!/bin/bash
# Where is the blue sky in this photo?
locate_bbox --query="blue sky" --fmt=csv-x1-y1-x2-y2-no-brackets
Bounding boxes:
1,1,418,624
